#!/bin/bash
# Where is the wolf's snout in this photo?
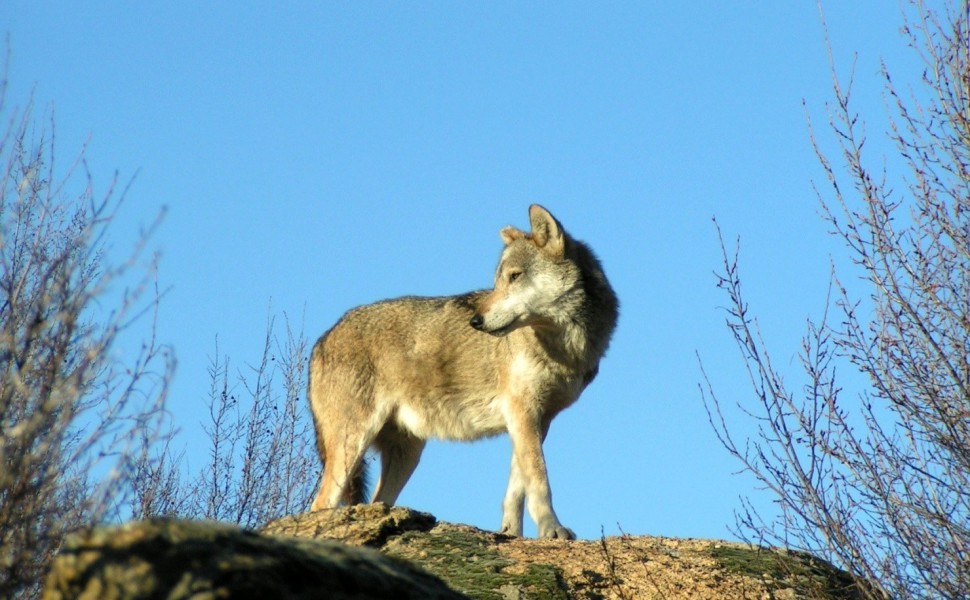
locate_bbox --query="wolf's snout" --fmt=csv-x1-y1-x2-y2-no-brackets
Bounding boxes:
469,314,485,330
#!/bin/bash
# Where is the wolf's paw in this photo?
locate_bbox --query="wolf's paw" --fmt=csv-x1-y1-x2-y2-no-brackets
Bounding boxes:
539,524,576,540
499,523,523,537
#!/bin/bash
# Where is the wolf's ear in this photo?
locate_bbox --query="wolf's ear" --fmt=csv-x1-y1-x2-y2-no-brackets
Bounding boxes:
529,204,565,257
500,226,526,245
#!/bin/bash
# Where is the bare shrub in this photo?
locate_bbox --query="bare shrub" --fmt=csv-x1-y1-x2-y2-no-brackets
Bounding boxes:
701,2,969,598
131,315,320,529
1,50,318,598
195,315,320,528
0,83,174,596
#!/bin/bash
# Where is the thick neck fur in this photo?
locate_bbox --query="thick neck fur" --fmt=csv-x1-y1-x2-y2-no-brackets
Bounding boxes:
525,239,619,376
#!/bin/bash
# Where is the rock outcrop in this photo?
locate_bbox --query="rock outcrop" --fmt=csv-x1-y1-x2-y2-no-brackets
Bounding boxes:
44,504,863,599
41,517,468,600
265,503,862,600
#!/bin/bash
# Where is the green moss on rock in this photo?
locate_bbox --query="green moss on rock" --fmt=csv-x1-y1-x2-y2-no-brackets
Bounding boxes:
385,527,568,600
711,545,862,600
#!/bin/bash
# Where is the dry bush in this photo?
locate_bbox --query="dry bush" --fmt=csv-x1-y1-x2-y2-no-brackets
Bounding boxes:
129,315,320,529
701,2,969,598
0,79,174,596
1,50,322,598
194,316,320,528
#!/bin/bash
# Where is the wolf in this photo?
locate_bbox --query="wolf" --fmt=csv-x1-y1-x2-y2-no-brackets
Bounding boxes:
308,204,618,539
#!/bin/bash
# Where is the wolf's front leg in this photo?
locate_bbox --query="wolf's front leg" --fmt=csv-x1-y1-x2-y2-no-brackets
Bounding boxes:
500,455,525,536
505,407,575,540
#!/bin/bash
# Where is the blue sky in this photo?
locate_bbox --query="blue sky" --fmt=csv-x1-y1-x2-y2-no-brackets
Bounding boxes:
5,2,923,540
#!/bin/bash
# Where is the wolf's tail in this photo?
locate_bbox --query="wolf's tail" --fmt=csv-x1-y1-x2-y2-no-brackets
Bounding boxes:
311,445,371,506
346,456,370,505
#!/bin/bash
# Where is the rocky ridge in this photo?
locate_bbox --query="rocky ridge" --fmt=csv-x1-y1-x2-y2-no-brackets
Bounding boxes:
43,504,862,599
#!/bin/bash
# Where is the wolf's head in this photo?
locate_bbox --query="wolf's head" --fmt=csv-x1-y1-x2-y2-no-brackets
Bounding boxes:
470,204,585,336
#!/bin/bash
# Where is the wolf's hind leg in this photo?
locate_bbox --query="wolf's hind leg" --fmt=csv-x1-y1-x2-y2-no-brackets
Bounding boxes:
311,426,373,510
372,424,426,505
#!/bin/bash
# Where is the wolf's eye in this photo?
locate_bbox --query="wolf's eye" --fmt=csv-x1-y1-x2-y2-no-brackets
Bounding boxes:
507,271,522,284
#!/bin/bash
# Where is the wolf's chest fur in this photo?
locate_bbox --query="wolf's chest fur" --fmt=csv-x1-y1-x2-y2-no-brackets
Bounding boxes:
380,333,594,441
